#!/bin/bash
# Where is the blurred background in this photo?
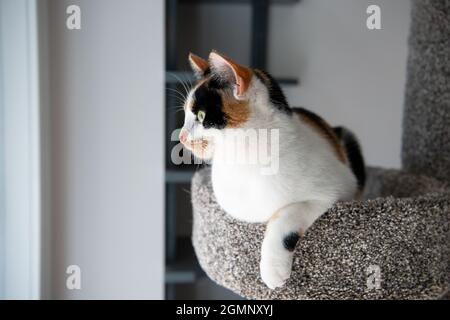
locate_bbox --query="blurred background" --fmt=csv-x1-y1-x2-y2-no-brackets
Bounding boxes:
0,0,410,299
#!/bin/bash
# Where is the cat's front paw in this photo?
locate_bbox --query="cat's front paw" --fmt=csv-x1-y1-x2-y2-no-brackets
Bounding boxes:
260,252,292,290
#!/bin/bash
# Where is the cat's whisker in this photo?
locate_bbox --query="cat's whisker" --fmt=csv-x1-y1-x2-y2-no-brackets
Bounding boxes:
168,104,184,110
176,72,193,96
180,72,193,94
165,87,187,101
166,94,186,106
168,108,185,116
167,106,186,118
166,107,181,113
165,86,186,97
166,93,184,101
181,188,191,196
167,96,186,106
167,104,185,111
167,72,191,97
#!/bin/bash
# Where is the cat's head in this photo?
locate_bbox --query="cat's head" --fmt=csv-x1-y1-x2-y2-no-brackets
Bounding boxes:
179,50,290,159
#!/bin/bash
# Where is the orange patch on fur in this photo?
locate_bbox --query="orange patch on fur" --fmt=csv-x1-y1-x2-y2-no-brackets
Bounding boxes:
235,67,253,96
189,53,209,75
294,110,347,164
267,205,304,236
210,50,253,96
221,93,250,128
267,203,292,224
269,210,281,223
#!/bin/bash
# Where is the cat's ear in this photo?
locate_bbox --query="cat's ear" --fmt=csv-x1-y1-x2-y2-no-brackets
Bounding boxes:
188,53,209,79
208,50,252,98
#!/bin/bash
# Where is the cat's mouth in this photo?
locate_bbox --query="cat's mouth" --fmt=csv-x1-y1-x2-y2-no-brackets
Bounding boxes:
183,139,208,149
182,138,212,160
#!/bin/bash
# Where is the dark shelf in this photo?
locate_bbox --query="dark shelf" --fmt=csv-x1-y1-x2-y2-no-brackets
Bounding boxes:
164,0,301,299
165,237,204,284
166,169,196,184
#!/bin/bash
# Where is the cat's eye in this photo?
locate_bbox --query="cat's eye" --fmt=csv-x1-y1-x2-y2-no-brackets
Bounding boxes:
197,110,206,123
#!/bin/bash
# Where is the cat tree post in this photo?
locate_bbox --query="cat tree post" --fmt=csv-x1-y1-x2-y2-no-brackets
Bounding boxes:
402,0,450,184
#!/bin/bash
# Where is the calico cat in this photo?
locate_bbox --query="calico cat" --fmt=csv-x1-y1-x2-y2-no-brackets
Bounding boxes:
179,51,366,289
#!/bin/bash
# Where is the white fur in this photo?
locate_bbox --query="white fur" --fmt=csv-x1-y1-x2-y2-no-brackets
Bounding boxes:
182,76,358,289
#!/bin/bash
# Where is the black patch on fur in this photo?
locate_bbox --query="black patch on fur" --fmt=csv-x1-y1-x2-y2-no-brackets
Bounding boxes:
207,75,229,90
292,107,338,146
194,67,211,80
193,84,226,129
283,232,300,252
293,107,327,127
254,69,292,114
334,126,366,190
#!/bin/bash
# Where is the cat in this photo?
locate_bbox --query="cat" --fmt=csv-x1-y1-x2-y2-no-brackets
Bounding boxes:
179,50,366,289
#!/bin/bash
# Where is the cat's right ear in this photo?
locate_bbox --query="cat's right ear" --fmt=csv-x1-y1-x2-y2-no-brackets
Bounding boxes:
189,53,209,79
208,50,252,99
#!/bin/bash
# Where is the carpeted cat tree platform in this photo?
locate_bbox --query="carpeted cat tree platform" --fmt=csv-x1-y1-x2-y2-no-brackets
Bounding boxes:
191,0,450,299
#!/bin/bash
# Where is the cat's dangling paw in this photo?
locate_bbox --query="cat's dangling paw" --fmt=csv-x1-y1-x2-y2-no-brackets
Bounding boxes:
259,251,292,289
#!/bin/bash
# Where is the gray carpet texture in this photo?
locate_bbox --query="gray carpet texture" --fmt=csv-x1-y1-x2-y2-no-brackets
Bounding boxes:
192,168,450,299
191,0,450,299
402,0,450,184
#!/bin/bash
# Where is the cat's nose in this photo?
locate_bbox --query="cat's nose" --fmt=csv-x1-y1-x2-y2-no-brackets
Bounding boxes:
179,129,188,144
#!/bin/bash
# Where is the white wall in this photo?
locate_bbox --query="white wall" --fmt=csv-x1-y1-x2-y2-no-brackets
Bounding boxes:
269,0,410,168
180,0,411,168
43,0,164,299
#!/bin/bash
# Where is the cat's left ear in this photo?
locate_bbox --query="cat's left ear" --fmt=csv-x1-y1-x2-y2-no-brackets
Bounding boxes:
209,51,252,98
189,53,209,79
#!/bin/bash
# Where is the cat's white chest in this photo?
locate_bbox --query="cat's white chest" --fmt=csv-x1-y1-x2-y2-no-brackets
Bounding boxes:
211,162,279,223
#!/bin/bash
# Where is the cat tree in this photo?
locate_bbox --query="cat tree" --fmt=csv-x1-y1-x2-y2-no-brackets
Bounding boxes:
191,0,450,299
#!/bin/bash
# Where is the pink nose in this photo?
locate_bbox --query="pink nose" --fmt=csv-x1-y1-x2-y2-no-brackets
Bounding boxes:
179,129,188,144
